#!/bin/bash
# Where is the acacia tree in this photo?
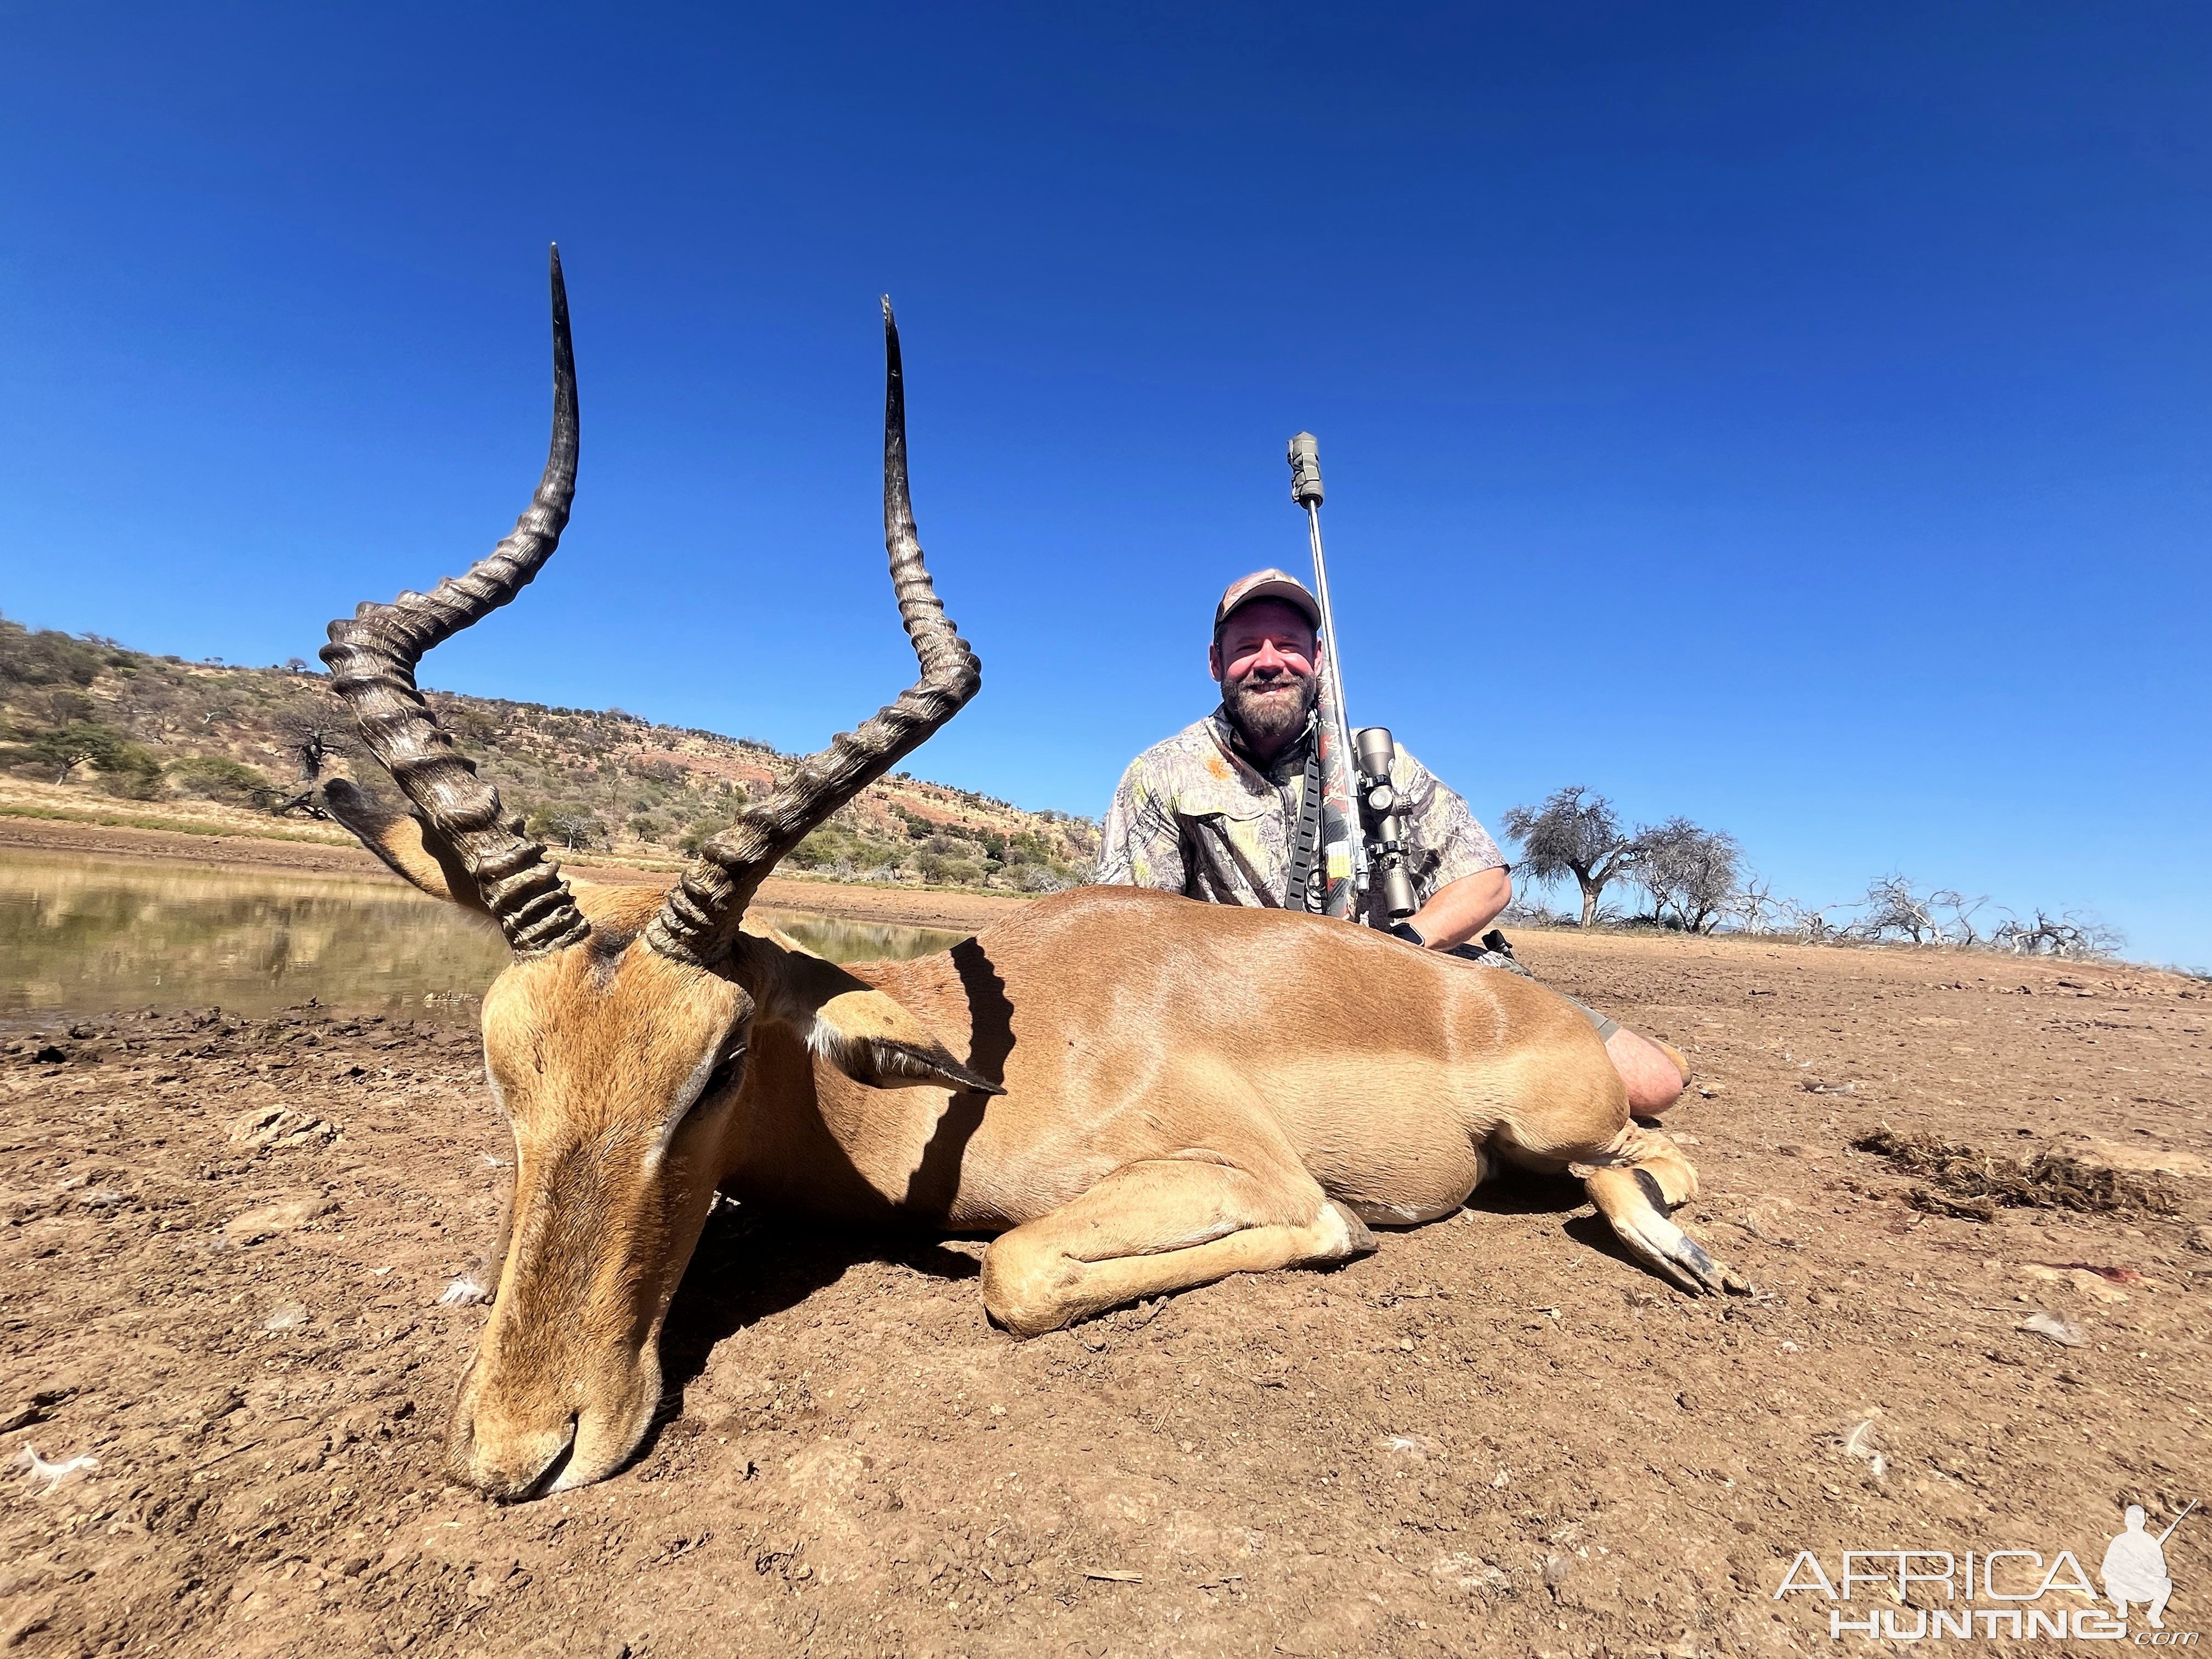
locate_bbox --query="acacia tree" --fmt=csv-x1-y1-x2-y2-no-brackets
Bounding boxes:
27,721,134,785
1500,786,1635,928
1624,817,1742,934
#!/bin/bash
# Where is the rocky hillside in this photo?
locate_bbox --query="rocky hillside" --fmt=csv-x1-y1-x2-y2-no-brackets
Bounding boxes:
0,613,1098,893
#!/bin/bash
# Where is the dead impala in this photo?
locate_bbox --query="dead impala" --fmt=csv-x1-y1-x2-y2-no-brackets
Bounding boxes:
315,249,1747,1499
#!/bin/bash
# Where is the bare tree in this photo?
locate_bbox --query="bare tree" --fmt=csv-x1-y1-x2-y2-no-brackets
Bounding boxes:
1931,888,1989,947
1624,817,1741,934
1501,786,1635,928
1852,875,1989,947
263,689,355,817
1726,872,1785,935
528,804,607,851
270,704,349,785
1784,900,1847,945
1853,873,1940,944
1991,909,2124,960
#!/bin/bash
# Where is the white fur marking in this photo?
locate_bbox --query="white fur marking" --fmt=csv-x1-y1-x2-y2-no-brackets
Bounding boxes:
1346,1197,1458,1226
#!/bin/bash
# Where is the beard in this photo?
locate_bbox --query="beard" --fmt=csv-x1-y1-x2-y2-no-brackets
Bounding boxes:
1223,670,1318,761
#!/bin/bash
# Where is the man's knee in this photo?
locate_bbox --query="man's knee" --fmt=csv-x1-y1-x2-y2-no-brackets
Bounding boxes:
1608,1030,1687,1116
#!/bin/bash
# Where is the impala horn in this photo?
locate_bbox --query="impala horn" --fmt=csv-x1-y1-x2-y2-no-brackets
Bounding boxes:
320,245,590,956
645,298,981,967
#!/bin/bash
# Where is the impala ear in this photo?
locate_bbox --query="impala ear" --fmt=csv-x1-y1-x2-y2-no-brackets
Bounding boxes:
811,988,1005,1094
320,778,495,919
763,949,1002,1094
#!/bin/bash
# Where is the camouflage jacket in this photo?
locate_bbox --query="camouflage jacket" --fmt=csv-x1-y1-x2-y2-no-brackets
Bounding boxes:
1096,709,1505,928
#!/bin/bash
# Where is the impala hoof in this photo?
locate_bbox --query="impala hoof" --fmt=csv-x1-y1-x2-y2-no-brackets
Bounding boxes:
1609,1209,1751,1297
1662,1233,1752,1297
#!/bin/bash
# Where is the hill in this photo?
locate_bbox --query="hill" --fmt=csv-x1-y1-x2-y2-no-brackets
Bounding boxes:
0,613,1098,893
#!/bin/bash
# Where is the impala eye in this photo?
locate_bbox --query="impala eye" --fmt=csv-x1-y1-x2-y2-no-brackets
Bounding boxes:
699,1043,747,1103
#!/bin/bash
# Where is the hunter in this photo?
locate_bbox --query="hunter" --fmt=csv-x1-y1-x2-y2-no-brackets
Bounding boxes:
1097,569,1689,1115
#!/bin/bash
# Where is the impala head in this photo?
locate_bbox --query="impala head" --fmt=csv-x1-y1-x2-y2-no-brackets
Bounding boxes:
317,248,989,1498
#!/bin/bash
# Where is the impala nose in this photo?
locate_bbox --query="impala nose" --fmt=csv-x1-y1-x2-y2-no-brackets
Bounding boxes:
446,1402,578,1502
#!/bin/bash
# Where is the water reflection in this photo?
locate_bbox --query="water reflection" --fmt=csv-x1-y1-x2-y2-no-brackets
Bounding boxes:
755,911,966,967
0,851,965,1026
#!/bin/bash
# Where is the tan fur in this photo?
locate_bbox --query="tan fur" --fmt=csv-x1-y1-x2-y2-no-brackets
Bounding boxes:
345,848,1745,1498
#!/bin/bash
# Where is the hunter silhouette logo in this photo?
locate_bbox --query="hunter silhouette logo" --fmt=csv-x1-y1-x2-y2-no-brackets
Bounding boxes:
1773,1498,2199,1642
2106,1502,2194,1630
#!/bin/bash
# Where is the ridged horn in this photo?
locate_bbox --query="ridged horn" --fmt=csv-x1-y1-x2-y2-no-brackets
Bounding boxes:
645,298,981,966
319,245,590,956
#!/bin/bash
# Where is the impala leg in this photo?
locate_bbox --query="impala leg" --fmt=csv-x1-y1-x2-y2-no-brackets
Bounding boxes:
1568,1126,1750,1297
981,1160,1377,1338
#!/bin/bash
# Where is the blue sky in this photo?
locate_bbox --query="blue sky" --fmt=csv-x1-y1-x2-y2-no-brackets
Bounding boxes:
4,4,2207,965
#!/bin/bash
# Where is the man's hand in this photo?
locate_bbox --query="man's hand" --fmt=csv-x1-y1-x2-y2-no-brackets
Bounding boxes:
1401,866,1511,951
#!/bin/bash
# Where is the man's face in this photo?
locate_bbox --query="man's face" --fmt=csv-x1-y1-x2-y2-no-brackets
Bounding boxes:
1210,598,1319,760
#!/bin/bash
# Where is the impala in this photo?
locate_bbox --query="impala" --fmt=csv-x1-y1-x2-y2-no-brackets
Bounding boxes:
315,249,1746,1499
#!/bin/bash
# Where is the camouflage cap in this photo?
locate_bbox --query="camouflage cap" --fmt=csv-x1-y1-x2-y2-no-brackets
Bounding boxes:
1213,569,1322,634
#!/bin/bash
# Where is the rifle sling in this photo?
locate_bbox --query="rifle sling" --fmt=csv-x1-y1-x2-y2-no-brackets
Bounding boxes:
1286,737,1327,912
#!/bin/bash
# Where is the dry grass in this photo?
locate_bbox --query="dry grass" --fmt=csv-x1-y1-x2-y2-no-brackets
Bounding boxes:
1851,1123,2185,1221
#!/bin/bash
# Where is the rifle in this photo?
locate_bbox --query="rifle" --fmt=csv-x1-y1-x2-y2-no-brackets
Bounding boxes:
1286,433,1418,923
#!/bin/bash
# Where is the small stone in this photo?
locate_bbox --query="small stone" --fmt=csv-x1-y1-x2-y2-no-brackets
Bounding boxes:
223,1197,337,1245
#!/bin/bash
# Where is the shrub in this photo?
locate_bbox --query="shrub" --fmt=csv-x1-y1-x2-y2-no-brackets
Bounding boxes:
915,851,983,886
0,616,111,688
166,754,276,805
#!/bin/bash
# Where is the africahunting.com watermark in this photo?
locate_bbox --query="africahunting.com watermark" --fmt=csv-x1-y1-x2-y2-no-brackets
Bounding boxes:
1774,1502,2197,1643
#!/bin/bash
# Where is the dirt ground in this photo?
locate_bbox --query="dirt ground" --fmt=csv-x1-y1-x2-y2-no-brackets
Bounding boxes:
2,921,2207,1658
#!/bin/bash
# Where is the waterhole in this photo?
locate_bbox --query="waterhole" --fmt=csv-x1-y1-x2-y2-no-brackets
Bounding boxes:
0,849,964,1025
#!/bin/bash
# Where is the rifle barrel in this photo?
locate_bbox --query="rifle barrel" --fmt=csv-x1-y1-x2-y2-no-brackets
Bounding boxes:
1303,498,1369,893
2155,1498,2197,1545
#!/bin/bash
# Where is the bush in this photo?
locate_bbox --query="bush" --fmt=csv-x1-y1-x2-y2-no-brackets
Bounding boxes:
0,616,112,688
166,754,276,805
786,829,843,870
915,851,983,886
99,760,164,800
